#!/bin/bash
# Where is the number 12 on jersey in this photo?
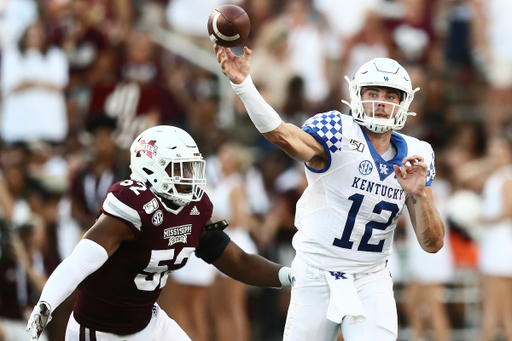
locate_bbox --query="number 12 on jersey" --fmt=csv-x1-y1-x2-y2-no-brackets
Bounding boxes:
333,194,399,253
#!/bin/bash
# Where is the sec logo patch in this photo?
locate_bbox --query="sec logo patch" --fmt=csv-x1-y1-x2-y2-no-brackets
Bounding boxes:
359,160,373,175
152,210,163,226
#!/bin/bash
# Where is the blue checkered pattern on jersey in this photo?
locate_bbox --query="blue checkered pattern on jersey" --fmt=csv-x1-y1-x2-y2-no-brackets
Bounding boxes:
426,152,436,185
303,111,343,153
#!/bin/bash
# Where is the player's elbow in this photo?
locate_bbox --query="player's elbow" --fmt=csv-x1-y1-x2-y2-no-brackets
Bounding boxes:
263,129,288,147
263,130,311,163
422,237,444,253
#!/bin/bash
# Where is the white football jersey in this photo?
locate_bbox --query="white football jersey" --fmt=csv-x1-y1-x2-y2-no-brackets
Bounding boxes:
293,111,436,273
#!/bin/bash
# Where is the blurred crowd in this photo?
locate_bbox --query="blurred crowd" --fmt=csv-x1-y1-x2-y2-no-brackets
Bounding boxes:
0,0,511,340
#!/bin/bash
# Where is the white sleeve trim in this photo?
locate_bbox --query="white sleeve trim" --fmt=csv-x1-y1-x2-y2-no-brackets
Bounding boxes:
38,239,109,312
103,192,142,230
230,75,283,133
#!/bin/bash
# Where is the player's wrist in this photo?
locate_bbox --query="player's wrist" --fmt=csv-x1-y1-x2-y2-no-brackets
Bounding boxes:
230,74,253,90
278,266,292,288
38,301,52,312
229,74,282,133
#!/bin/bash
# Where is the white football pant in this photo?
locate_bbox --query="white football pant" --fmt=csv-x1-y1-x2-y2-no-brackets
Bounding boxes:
65,304,191,341
283,256,398,341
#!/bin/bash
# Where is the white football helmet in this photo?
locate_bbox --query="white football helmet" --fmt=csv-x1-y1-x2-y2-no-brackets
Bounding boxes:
342,58,420,133
129,126,206,207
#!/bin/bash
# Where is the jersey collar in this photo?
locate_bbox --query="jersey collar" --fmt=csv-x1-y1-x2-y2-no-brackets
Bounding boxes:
361,129,408,181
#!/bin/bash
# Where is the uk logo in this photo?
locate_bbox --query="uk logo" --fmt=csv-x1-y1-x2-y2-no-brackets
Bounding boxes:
136,139,157,158
379,164,389,175
359,160,373,175
329,271,348,280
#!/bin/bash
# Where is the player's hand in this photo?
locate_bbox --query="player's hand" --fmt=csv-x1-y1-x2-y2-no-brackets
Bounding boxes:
26,301,52,341
214,44,251,84
393,155,428,197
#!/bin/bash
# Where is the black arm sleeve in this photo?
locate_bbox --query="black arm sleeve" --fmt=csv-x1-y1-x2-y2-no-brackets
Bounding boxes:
195,227,231,264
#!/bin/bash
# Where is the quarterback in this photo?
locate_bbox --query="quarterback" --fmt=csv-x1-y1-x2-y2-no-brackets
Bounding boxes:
215,44,445,341
26,126,292,341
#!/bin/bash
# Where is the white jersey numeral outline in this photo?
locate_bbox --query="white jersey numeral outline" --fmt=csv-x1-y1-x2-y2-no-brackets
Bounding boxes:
134,247,195,291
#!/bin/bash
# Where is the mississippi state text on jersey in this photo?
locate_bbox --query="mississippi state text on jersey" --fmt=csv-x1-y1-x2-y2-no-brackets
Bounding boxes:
293,111,435,273
73,180,213,334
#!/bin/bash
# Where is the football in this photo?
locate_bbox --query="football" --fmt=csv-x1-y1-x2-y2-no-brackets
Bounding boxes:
207,4,250,47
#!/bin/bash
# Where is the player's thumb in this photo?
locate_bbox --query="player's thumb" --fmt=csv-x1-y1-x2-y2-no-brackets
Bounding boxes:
393,165,404,179
244,46,253,58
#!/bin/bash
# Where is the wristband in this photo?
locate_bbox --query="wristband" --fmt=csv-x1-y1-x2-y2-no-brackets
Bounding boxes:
278,266,292,287
230,75,282,133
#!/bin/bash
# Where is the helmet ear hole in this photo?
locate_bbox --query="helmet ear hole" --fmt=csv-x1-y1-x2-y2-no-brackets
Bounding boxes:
143,168,154,175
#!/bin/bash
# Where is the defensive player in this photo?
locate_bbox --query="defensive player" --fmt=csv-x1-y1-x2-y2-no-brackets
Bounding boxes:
215,45,445,341
26,125,292,341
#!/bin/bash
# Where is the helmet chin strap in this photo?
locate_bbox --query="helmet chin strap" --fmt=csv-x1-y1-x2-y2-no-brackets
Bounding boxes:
145,180,191,210
364,122,392,133
171,196,191,207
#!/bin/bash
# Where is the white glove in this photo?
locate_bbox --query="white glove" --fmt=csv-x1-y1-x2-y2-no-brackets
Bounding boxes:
26,301,52,341
279,266,292,288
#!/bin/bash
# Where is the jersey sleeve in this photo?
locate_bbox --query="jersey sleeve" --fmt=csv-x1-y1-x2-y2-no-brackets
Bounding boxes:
301,111,343,154
101,183,143,236
425,149,436,187
418,142,436,187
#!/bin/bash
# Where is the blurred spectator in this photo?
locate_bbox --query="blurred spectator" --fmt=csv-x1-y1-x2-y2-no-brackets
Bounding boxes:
281,75,311,127
0,219,56,341
251,28,296,113
477,136,512,341
0,21,69,145
384,0,440,69
86,0,133,45
245,0,279,45
313,0,383,102
69,114,128,232
0,171,14,223
117,29,162,86
61,0,112,115
341,11,392,107
1,144,39,227
251,170,306,340
165,0,245,47
0,150,55,341
402,177,454,341
259,0,330,111
444,1,473,79
446,157,490,269
0,0,38,48
313,0,381,57
88,29,162,149
207,141,257,341
470,0,512,137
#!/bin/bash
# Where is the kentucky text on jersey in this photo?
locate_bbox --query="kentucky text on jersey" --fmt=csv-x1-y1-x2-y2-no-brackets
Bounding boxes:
351,176,405,200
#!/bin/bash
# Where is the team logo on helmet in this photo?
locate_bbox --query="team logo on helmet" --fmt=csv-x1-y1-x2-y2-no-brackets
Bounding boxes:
136,139,158,158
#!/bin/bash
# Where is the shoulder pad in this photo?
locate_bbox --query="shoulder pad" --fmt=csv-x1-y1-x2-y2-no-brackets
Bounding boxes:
101,180,152,231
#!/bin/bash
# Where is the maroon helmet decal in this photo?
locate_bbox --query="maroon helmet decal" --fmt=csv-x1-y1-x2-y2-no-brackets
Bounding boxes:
136,140,158,158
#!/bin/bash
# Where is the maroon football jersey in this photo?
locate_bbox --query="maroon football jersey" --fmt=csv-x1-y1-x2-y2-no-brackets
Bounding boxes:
73,180,213,334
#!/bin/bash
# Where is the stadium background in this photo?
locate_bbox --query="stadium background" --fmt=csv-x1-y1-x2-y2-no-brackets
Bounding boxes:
0,0,510,340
